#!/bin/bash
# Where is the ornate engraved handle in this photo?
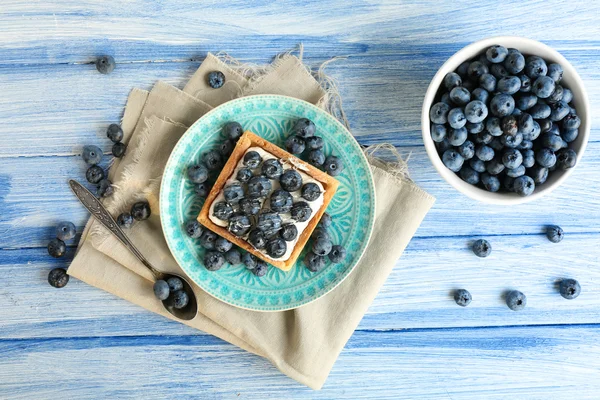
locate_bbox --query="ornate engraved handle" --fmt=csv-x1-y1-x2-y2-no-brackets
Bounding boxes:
68,180,161,280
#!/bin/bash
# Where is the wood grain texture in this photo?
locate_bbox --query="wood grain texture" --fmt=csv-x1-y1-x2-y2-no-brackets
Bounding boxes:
2,0,600,397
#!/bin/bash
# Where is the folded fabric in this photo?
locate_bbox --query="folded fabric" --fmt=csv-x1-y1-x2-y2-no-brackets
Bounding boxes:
68,51,435,389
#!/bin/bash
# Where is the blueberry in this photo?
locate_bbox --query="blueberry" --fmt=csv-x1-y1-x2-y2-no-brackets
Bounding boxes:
477,74,496,93
561,87,573,103
324,156,344,176
304,251,326,272
430,102,451,124
524,56,547,79
547,123,560,136
239,198,261,216
489,137,504,151
86,165,105,184
199,230,217,250
307,149,326,167
497,76,521,94
501,115,519,135
262,159,283,179
220,140,235,158
511,108,523,117
481,173,500,192
490,94,515,117
562,128,579,143
549,101,570,122
535,148,557,168
472,239,491,257
469,158,486,173
112,142,126,158
443,72,462,91
485,158,505,175
194,182,210,197
485,117,503,136
130,201,151,221
171,290,190,309
56,222,76,241
248,229,267,250
532,76,555,98
312,228,331,242
153,280,170,300
293,118,316,138
167,277,183,292
475,145,495,162
214,236,232,253
252,260,268,277
474,132,494,144
546,225,564,243
202,150,222,170
486,45,508,63
522,149,535,168
223,121,243,140
529,165,549,184
106,124,123,143
559,279,580,299
436,138,452,154
490,63,509,79
501,148,523,169
96,179,113,198
541,133,563,152
477,52,492,67
456,61,471,78
547,64,563,82
431,124,447,142
562,113,581,130
466,122,484,134
449,87,471,106
454,289,472,307
243,151,262,168
447,108,467,129
242,252,258,270
471,88,489,104
441,92,453,105
448,127,468,146
213,201,234,221
464,100,488,124
556,148,577,170
500,132,523,148
522,121,541,141
285,135,306,154
318,212,332,229
236,168,253,183
442,149,464,172
266,238,287,258
311,236,332,256
48,268,69,288
467,61,489,79
328,245,346,263
280,224,298,241
503,175,516,192
257,212,282,232
291,202,312,222
459,166,479,184
529,103,551,119
513,175,535,196
301,136,324,151
517,140,533,150
547,85,564,104
506,165,525,178
187,164,209,183
457,140,475,160
503,52,525,74
506,290,527,311
247,175,272,198
270,189,293,213
462,80,478,93
538,119,553,133
280,170,303,192
207,71,225,89
95,55,115,74
184,220,203,238
223,183,244,203
518,74,532,93
516,94,537,111
117,212,134,229
228,214,252,236
224,248,242,265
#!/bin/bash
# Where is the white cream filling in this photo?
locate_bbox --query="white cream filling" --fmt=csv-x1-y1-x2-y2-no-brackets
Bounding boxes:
209,147,324,261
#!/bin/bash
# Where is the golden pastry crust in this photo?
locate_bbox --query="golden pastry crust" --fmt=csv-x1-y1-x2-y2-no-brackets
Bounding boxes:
198,131,339,271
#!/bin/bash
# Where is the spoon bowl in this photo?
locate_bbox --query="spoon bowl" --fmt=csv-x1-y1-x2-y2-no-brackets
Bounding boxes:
156,272,198,320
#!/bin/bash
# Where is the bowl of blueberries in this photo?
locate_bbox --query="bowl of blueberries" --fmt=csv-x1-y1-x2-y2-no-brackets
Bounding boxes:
422,36,590,204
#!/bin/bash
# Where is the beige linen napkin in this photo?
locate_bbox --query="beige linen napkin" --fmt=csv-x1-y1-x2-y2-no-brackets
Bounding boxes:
68,52,435,390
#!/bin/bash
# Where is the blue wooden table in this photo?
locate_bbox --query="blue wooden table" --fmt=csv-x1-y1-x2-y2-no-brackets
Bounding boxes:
2,1,600,398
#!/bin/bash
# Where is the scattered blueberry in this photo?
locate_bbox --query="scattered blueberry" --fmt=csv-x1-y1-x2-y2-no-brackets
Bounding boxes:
86,165,105,184
280,170,303,192
112,142,126,158
312,237,333,256
96,179,114,198
328,245,346,263
220,140,235,158
285,135,306,154
106,124,124,143
214,236,232,253
207,71,225,89
506,290,527,311
96,55,115,74
56,222,76,241
546,225,564,243
153,280,170,300
48,268,69,288
307,149,326,167
223,122,243,140
131,201,151,220
305,136,324,150
202,150,222,170
117,212,134,229
171,290,190,309
252,260,268,277
199,230,217,250
194,182,210,197
82,145,103,165
224,248,242,265
559,279,580,300
293,118,316,138
324,156,344,176
318,213,332,229
304,251,326,272
472,239,491,257
185,220,203,238
454,289,472,307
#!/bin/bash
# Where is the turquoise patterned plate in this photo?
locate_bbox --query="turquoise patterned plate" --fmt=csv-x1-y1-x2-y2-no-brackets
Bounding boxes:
160,95,375,311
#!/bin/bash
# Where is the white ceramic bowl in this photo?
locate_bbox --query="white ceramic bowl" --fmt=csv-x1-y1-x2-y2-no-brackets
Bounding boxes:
421,36,590,205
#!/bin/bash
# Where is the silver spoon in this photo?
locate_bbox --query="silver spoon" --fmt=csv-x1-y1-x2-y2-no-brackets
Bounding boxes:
69,179,198,320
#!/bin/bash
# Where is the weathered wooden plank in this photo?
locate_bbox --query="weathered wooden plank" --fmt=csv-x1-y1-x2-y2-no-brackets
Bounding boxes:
2,230,599,339
1,325,599,398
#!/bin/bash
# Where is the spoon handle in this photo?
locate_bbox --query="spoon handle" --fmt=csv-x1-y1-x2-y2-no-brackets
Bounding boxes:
68,179,162,280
